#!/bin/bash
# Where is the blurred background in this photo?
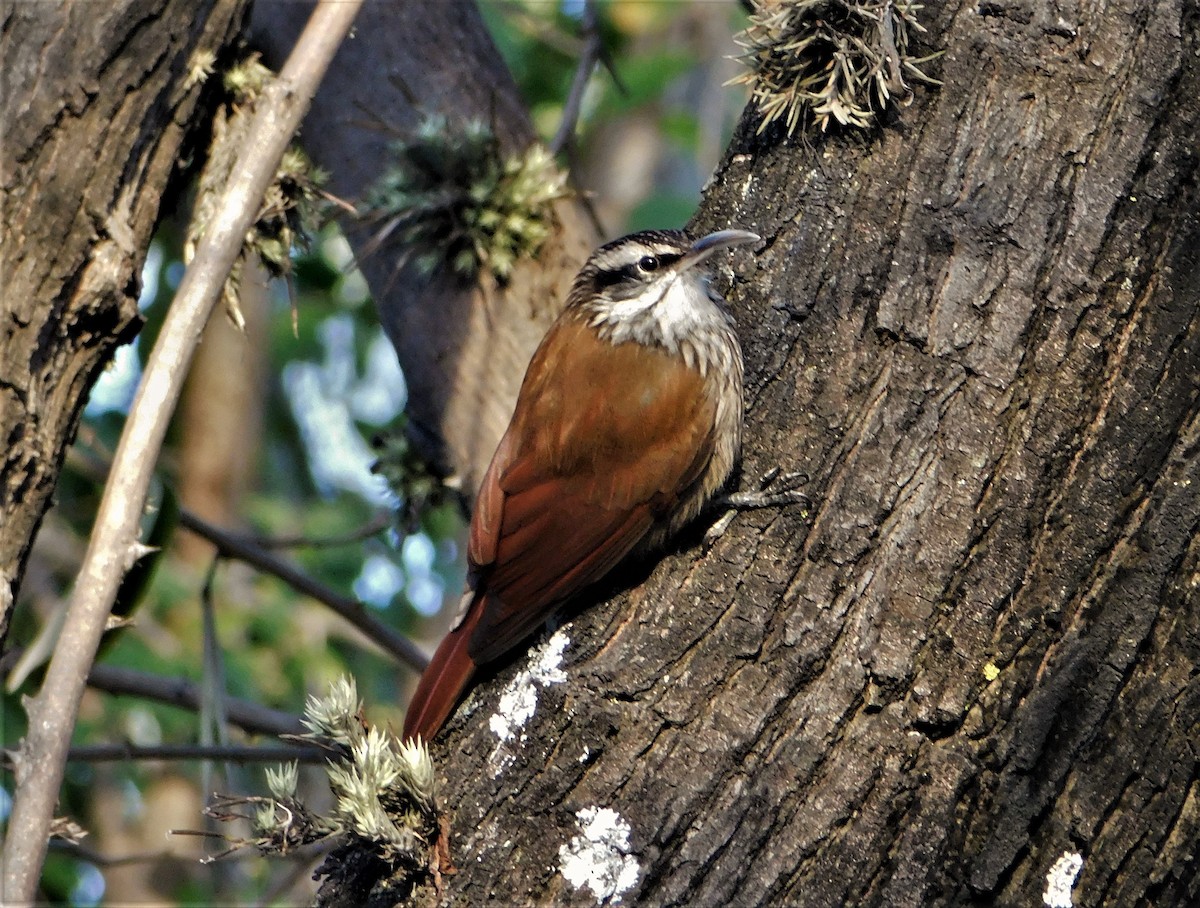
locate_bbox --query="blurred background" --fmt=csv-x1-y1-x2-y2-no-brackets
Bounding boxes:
2,1,751,902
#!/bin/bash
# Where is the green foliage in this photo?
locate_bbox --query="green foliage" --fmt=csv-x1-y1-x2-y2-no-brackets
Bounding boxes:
597,52,694,111
39,854,95,906
370,420,465,535
626,192,701,234
732,0,939,134
485,1,749,233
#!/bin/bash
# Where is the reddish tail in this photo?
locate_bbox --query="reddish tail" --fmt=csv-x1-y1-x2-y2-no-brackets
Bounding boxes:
403,603,483,741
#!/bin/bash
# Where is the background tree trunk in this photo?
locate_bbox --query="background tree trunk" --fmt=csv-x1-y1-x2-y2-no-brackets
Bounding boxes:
175,262,270,565
406,3,1200,906
0,0,251,642
250,0,598,497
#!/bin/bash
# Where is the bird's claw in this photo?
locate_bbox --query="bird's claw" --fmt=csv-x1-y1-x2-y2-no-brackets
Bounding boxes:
704,469,809,546
718,469,809,510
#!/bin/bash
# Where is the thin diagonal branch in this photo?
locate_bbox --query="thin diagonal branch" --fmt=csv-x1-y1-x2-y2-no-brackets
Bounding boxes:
550,0,603,156
247,512,393,550
178,509,429,673
85,659,305,737
47,841,175,869
0,3,364,899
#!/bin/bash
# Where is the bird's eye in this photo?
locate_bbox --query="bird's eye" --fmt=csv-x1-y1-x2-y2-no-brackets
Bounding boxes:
637,255,660,273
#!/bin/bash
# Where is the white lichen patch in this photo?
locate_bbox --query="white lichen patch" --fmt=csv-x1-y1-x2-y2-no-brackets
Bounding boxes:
488,630,569,744
558,807,640,904
1043,851,1083,908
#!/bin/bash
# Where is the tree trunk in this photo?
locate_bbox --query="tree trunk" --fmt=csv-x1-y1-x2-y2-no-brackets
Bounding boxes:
0,0,251,642
249,0,598,498
408,3,1200,906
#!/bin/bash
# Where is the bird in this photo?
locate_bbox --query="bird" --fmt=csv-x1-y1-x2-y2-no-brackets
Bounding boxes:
402,228,760,742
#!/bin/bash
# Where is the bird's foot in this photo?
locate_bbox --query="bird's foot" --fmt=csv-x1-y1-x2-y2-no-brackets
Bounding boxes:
718,467,810,510
704,468,809,545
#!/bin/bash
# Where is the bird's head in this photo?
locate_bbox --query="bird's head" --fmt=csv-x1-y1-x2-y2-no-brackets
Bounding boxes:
570,229,759,352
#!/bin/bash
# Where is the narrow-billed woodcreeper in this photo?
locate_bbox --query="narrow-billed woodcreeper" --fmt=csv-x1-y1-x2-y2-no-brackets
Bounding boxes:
403,228,759,741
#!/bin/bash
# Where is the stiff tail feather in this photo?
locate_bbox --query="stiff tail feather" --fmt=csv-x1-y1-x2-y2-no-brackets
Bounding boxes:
402,602,483,741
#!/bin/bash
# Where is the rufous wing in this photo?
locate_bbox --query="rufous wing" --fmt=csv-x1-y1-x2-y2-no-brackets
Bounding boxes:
466,319,717,665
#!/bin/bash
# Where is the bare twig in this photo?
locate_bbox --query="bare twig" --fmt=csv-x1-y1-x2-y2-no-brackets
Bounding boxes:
178,510,429,673
199,559,241,803
47,840,177,869
243,511,393,550
550,0,602,156
0,646,304,737
65,743,324,764
48,835,330,869
0,3,364,899
86,660,305,737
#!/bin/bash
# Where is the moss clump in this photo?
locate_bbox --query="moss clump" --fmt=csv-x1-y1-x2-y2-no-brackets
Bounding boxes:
363,116,569,282
249,146,327,282
370,421,462,535
731,0,939,135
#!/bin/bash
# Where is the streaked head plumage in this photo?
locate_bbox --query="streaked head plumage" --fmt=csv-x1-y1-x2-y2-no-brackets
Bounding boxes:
571,229,758,306
567,229,758,365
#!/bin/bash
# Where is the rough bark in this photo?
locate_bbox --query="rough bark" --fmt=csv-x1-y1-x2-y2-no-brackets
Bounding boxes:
249,0,597,497
402,3,1200,906
0,0,251,642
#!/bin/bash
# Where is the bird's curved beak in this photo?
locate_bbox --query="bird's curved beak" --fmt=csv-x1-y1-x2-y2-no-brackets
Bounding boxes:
679,229,760,271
